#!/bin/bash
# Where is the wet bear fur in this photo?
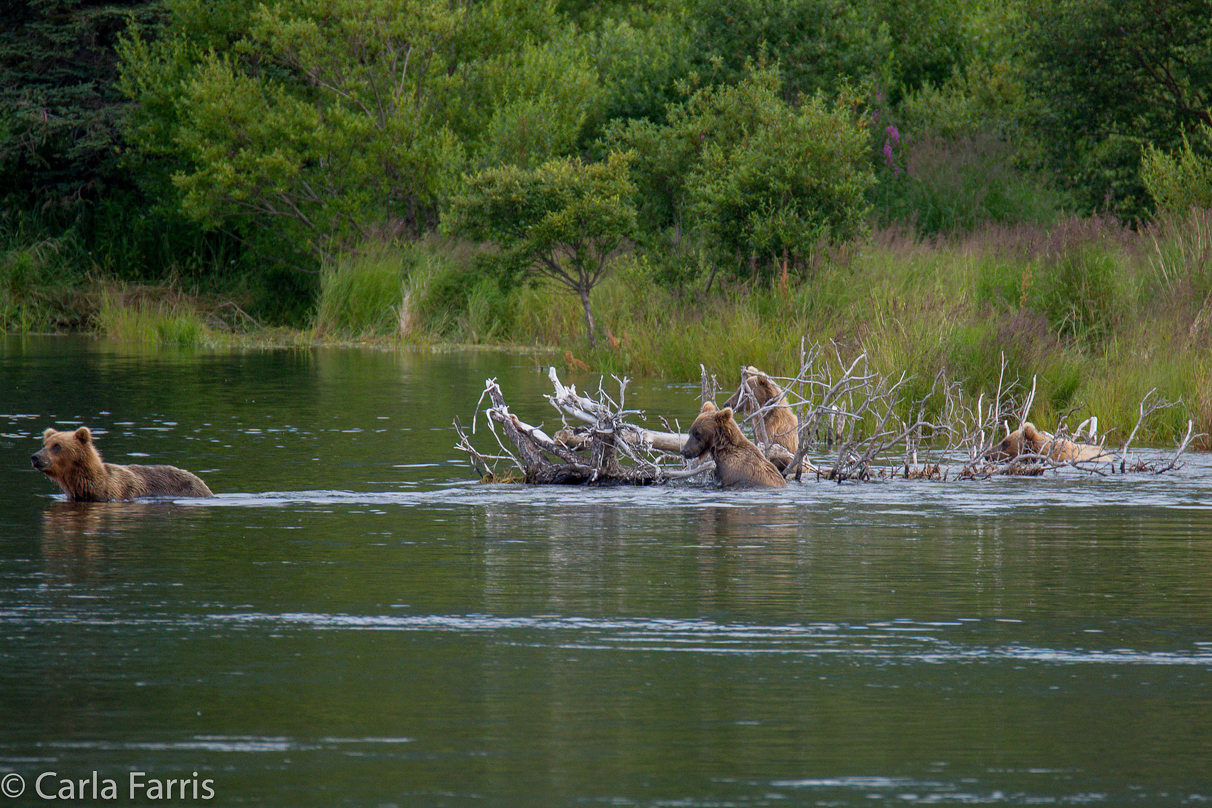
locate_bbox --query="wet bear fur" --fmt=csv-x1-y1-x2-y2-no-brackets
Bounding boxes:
31,427,215,501
723,366,799,462
681,402,786,488
984,422,1110,464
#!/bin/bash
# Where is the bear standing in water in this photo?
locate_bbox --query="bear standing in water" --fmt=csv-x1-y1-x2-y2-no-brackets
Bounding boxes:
32,426,214,501
681,402,787,488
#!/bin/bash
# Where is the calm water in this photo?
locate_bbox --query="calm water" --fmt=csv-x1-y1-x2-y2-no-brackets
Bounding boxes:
1,335,1211,807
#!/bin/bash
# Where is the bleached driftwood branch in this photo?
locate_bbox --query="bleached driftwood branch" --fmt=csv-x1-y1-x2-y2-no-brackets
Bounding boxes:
454,372,710,485
455,349,1197,485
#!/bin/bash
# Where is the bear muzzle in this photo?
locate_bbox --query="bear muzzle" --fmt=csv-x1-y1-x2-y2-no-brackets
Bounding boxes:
31,451,49,471
982,444,1010,461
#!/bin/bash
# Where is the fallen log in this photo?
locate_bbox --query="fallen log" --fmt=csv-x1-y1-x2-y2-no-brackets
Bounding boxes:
455,374,712,485
454,353,1198,485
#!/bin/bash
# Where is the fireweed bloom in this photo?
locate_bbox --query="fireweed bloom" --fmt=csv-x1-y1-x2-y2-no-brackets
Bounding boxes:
882,125,901,176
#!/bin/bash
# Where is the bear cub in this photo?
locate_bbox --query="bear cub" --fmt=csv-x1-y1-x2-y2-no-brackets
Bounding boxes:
32,426,215,501
722,366,799,461
984,422,1110,464
681,402,786,488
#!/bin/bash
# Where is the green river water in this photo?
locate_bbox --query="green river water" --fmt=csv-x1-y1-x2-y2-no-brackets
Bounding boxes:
1,335,1210,807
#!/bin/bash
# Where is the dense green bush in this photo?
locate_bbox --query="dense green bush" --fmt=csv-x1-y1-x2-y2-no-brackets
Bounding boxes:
1141,124,1212,214
1027,0,1212,220
607,67,873,286
587,13,692,130
687,0,889,100
691,90,873,280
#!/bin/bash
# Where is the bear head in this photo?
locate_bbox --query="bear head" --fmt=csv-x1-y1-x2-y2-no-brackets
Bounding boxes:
31,427,102,483
681,401,743,460
723,367,783,413
984,422,1047,461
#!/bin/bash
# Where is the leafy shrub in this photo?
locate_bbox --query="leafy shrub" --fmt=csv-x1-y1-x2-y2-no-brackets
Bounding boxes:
588,14,692,129
471,31,604,169
691,90,873,281
1141,124,1212,214
688,0,889,100
896,57,1026,142
608,66,873,286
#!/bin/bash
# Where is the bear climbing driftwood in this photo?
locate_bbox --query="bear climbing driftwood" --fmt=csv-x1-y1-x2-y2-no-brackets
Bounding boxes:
454,344,1199,486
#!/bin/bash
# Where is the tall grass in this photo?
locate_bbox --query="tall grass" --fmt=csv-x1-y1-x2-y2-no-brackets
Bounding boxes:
0,226,92,332
314,249,409,339
94,289,208,347
399,213,1212,446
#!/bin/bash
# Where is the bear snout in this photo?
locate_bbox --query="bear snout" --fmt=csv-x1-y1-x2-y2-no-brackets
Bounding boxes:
681,437,704,459
983,440,1012,460
31,452,47,471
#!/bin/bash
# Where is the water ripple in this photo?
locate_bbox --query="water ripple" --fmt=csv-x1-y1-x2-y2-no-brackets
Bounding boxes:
205,612,1212,667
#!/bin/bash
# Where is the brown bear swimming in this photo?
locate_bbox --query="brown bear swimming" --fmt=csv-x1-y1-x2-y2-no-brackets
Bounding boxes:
31,426,215,501
681,402,787,488
722,366,799,464
984,422,1111,464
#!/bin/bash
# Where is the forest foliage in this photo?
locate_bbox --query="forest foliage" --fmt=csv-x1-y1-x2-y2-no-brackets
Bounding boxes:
2,0,1212,335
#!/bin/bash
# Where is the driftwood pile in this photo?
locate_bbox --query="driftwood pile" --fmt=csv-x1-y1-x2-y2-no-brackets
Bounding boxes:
454,343,1199,485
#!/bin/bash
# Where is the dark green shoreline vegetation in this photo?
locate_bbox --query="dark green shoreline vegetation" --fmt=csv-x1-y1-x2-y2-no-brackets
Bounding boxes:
4,0,1211,445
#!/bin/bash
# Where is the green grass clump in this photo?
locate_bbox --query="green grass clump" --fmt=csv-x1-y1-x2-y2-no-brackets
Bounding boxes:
94,291,208,347
314,250,409,339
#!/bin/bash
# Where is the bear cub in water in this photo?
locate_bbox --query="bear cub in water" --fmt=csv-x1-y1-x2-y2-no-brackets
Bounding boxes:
32,426,214,501
681,402,786,488
984,422,1111,464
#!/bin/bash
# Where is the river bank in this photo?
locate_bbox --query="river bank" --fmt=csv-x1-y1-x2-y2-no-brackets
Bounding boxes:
4,215,1211,447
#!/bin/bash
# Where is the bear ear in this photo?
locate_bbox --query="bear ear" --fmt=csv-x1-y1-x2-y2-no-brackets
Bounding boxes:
74,426,92,443
717,406,735,422
700,401,717,414
1022,422,1038,439
42,427,57,440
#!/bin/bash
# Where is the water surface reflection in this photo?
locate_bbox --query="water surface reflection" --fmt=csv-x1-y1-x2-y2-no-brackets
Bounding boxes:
2,336,1211,807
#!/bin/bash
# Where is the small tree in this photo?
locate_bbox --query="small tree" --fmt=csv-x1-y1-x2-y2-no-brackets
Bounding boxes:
444,152,637,347
606,66,873,288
